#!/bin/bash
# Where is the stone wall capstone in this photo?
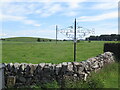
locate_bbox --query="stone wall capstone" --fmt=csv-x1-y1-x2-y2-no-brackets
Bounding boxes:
2,52,115,88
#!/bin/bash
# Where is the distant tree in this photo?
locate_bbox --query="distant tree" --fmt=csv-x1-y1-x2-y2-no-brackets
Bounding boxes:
77,40,80,43
86,34,120,41
63,39,66,41
85,38,89,41
88,40,91,43
37,38,40,42
1,38,5,41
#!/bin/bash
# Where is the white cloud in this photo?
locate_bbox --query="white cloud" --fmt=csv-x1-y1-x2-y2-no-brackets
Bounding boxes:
1,2,37,16
78,11,118,22
1,0,119,2
63,11,78,16
7,29,57,39
93,22,118,35
1,2,63,17
0,14,25,21
95,28,118,35
91,2,118,10
23,19,41,27
33,24,41,27
67,0,84,9
1,0,51,2
0,14,41,27
2,1,118,18
40,4,63,17
0,33,7,37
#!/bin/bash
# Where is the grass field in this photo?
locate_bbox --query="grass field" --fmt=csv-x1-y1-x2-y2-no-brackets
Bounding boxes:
1,37,119,88
2,39,117,64
2,38,119,63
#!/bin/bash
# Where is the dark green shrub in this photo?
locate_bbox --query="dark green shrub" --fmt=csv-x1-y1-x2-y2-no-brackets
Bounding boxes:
37,38,41,42
104,43,120,61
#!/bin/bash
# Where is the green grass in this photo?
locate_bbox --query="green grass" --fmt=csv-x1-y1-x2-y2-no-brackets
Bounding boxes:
19,62,119,89
2,40,117,64
2,37,55,42
87,62,119,88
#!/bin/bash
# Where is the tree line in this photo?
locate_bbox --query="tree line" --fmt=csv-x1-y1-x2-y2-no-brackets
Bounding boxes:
86,34,120,41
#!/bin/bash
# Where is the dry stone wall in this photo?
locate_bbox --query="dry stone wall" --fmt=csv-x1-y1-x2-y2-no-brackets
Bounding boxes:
2,52,115,88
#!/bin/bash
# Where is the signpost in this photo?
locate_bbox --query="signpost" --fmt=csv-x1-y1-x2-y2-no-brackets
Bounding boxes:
74,18,77,62
56,19,95,61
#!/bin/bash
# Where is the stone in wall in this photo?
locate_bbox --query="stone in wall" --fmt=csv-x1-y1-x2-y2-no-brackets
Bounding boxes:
7,76,16,87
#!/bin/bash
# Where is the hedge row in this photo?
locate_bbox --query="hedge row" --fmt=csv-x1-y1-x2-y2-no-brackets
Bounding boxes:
104,43,120,61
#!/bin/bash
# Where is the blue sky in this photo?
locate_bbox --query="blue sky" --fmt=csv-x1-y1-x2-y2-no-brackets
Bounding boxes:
0,0,119,40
